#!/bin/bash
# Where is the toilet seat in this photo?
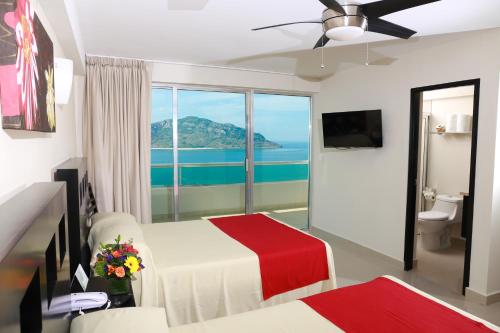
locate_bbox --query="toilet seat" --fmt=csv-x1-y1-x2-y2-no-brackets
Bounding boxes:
418,211,449,221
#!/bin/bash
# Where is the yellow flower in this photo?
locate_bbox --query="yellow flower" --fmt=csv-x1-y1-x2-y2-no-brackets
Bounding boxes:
45,67,55,131
124,256,140,273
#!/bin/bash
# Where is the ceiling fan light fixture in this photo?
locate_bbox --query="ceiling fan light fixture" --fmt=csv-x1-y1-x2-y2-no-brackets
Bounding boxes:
326,26,365,41
252,0,439,48
321,6,368,41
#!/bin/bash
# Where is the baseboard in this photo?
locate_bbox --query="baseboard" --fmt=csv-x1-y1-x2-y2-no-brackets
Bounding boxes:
466,288,500,305
311,226,404,268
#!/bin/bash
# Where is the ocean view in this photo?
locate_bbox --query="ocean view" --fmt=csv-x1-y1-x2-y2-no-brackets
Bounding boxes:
151,142,309,187
151,91,310,227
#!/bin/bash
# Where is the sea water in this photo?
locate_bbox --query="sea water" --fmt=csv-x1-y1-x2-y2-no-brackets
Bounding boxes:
151,142,309,187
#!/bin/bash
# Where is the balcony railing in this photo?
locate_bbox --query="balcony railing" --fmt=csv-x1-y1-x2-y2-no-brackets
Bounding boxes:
151,160,309,168
151,161,309,187
151,160,310,227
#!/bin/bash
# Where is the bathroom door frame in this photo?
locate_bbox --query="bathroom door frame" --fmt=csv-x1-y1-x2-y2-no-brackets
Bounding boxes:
403,79,481,295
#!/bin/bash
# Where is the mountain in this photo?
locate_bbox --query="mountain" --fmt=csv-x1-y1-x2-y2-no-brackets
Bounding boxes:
151,116,281,149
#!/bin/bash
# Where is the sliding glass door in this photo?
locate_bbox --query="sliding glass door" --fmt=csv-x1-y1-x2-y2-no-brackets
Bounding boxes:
253,93,311,229
151,87,311,228
177,90,247,221
151,88,175,222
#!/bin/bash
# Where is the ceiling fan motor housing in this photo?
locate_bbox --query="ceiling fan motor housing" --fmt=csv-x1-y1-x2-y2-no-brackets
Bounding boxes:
322,5,368,41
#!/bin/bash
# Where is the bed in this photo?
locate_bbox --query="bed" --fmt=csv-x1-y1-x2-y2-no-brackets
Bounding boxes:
88,213,336,326
71,275,500,333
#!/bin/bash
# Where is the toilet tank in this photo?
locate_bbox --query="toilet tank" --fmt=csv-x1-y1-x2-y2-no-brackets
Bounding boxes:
432,195,463,223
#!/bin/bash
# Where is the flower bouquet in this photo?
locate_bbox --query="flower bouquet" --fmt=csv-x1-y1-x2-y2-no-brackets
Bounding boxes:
94,235,144,295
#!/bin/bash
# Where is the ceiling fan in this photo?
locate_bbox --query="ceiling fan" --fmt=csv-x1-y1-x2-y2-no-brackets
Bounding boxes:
252,0,441,49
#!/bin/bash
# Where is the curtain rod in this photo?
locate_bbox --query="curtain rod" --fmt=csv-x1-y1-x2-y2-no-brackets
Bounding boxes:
85,53,297,77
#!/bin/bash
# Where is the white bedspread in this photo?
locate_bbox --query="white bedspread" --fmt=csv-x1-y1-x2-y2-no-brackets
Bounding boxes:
171,276,500,333
141,220,336,327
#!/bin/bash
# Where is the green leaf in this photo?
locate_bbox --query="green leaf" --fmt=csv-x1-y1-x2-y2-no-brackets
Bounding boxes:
94,261,106,278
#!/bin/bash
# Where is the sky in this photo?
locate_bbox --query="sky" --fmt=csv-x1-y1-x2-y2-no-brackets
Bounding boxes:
151,88,310,143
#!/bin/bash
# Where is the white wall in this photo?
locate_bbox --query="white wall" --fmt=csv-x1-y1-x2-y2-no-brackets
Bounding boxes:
0,2,80,201
425,95,473,197
489,77,500,294
312,28,500,297
73,75,85,157
152,62,320,93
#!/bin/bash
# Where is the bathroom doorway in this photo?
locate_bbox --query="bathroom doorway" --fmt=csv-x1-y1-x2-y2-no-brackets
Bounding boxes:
404,79,480,295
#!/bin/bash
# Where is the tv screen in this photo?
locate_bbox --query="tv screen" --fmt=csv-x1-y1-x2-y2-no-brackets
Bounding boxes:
322,110,383,148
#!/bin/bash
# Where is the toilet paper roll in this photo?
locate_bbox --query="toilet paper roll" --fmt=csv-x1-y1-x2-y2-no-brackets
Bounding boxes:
446,114,457,132
456,114,472,132
424,193,436,201
423,190,436,201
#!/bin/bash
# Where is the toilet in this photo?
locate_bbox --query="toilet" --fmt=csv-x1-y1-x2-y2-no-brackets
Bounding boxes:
418,194,463,251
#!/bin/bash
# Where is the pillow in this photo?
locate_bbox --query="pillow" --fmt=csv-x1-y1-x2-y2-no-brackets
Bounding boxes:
88,216,144,255
91,212,137,226
70,307,169,333
88,216,144,271
130,242,159,307
88,217,159,307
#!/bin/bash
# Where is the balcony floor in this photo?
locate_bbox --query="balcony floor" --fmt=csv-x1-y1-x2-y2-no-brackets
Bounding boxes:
153,207,309,230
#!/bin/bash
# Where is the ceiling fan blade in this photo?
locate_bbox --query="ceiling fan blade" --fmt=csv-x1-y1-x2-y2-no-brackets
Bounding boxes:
313,34,330,49
361,0,441,19
367,18,416,39
252,20,322,31
318,0,346,15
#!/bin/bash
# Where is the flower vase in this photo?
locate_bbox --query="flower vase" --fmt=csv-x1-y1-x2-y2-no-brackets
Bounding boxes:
109,278,130,296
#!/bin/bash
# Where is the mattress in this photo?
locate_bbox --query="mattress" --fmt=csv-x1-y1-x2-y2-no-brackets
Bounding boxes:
171,276,500,333
70,276,499,333
141,219,336,327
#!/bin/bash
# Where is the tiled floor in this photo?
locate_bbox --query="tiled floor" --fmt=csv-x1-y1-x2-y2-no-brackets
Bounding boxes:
415,236,466,294
312,228,500,326
267,209,309,230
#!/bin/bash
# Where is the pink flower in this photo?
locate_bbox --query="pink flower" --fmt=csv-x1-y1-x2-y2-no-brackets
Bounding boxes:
15,0,39,130
112,250,122,258
115,266,125,278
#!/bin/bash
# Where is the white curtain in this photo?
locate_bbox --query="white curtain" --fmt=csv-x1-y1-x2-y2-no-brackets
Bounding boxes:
84,56,152,224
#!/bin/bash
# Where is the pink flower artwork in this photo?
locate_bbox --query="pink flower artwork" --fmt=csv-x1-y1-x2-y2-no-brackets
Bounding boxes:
15,0,39,130
0,0,54,132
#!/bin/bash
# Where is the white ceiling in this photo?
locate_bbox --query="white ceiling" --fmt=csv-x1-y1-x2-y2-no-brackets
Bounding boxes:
74,0,500,77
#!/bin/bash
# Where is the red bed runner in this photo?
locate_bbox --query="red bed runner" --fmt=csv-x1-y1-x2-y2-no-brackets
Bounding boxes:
301,277,496,333
209,214,329,300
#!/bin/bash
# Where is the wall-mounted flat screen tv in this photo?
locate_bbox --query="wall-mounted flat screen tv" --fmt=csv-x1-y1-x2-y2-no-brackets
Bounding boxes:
322,110,383,148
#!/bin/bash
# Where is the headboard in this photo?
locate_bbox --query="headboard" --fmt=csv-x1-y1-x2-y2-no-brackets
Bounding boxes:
54,158,91,278
0,183,70,333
